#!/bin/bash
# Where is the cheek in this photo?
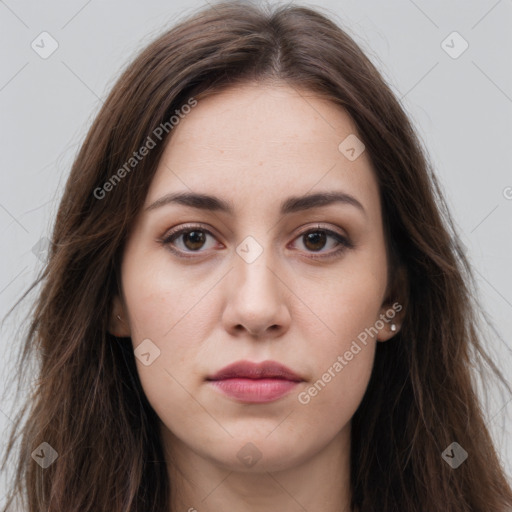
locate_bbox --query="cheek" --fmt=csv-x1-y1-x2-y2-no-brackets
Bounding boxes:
298,338,376,424
124,275,221,447
298,280,379,413
303,248,388,343
122,245,217,343
120,247,222,410
294,248,385,420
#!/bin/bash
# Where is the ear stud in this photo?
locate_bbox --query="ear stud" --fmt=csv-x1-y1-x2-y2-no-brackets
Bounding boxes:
390,323,397,332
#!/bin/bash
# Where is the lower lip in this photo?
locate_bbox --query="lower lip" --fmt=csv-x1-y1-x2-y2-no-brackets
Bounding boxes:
208,378,300,403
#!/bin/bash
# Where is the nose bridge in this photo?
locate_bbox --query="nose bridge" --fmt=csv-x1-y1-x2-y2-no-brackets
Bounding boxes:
234,233,280,302
223,232,290,335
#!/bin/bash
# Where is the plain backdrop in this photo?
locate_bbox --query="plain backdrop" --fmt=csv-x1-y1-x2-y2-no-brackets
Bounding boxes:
1,0,511,504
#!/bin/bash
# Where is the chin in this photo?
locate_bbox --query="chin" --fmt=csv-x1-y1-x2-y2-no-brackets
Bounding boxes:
197,433,319,473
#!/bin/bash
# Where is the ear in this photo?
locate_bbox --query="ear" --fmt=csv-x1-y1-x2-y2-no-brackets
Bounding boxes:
108,294,131,338
376,300,406,342
376,264,408,342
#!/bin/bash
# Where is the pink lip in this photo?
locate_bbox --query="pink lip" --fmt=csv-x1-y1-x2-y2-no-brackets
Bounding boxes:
206,360,303,403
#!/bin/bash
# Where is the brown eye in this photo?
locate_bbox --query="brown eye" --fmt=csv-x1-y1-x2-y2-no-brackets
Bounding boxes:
162,226,218,255
181,230,207,250
303,231,327,251
291,227,353,260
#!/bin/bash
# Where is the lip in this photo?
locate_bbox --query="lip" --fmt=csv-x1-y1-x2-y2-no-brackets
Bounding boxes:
206,360,303,403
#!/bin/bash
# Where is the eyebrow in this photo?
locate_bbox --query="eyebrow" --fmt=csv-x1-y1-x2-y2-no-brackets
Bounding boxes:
145,190,366,216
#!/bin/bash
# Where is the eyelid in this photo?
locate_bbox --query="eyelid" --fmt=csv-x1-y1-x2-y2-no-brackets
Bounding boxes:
159,223,220,252
290,224,353,259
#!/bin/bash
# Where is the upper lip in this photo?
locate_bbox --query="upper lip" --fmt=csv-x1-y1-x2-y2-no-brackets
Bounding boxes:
206,360,303,382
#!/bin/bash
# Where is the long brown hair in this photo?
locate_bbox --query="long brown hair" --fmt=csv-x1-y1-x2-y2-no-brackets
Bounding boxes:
2,1,511,510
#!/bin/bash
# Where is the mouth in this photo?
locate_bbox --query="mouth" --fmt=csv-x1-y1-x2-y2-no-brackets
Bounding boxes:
206,360,303,403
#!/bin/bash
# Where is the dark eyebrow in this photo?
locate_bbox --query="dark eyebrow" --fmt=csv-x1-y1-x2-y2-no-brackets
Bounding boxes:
145,191,366,216
280,191,365,216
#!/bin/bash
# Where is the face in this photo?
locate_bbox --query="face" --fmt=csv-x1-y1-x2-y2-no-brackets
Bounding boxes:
110,82,402,474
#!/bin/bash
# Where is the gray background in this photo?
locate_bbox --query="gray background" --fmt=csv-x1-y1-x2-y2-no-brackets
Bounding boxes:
1,0,511,503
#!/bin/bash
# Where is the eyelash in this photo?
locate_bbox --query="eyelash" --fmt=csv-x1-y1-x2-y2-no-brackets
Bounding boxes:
159,223,353,261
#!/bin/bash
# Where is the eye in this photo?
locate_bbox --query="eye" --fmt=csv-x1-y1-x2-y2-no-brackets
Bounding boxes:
160,224,219,257
290,225,353,260
159,223,353,260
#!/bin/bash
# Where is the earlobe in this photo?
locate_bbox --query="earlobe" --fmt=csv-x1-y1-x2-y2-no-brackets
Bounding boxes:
376,300,405,342
377,321,400,342
108,295,131,338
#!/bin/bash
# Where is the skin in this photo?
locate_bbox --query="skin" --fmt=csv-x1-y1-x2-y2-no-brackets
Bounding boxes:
109,82,405,512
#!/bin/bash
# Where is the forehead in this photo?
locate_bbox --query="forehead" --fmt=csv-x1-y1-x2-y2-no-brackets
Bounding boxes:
145,82,379,214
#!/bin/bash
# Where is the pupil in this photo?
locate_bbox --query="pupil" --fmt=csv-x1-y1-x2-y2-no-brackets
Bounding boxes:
305,231,326,251
184,231,205,250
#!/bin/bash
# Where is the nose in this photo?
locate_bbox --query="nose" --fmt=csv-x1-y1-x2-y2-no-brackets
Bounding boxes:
222,248,291,338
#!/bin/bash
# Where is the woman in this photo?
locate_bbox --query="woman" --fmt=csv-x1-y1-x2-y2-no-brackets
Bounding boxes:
2,1,511,511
